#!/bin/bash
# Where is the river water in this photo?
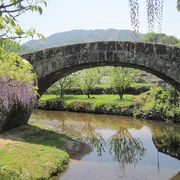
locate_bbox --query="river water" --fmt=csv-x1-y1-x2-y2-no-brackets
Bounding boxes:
30,110,180,180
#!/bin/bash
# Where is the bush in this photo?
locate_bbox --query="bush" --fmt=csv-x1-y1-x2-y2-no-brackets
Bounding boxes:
134,86,180,122
37,99,135,116
38,99,66,111
67,101,93,113
45,86,150,96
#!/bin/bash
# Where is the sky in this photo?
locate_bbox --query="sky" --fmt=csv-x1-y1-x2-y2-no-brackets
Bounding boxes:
19,0,180,42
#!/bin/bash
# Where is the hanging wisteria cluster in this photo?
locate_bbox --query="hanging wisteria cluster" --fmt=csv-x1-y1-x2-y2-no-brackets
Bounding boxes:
128,0,164,32
0,47,37,112
0,77,37,111
128,0,139,33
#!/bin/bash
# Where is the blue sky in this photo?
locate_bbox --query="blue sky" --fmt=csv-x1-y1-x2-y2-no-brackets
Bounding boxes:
19,0,180,42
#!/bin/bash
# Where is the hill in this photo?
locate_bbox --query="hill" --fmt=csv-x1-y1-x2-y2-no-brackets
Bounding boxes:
22,29,144,53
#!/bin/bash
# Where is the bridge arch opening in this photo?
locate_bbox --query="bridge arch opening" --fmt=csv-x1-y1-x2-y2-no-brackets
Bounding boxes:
38,62,179,97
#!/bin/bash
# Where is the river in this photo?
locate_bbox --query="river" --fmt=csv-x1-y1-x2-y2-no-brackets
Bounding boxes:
30,110,180,180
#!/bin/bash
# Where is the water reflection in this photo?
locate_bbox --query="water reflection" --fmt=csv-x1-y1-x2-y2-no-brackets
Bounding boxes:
31,110,146,163
108,127,146,164
30,110,180,180
56,120,106,156
152,125,180,160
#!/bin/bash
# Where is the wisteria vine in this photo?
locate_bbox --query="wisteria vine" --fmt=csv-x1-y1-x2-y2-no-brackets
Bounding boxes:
0,47,37,112
0,77,37,111
128,0,164,32
128,0,139,33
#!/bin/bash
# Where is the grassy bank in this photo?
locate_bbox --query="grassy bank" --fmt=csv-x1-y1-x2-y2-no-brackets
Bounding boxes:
38,93,180,122
40,94,137,106
38,94,138,117
0,122,90,179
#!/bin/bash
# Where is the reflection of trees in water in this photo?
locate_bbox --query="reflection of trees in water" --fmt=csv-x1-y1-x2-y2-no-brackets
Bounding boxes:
55,120,106,156
55,120,146,163
31,110,180,167
79,122,106,156
152,125,180,160
108,127,146,165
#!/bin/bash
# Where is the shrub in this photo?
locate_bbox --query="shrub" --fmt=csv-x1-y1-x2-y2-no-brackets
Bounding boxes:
45,86,150,96
67,101,93,113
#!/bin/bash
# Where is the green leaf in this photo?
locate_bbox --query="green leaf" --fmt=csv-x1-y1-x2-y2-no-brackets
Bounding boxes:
15,25,24,35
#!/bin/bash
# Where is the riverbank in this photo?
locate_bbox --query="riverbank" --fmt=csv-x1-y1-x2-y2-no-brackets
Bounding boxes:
37,94,137,116
0,122,91,179
37,94,180,122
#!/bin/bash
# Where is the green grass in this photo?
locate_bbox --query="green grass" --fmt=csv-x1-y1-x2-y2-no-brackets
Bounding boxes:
40,94,137,107
0,123,71,179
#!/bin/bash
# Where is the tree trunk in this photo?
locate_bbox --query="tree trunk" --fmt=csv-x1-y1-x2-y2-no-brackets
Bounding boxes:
60,86,64,98
119,94,123,100
60,89,63,98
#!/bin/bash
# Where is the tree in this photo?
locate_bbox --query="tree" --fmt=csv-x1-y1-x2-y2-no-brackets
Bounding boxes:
0,47,37,110
111,67,140,100
143,32,180,45
56,75,74,98
74,68,102,99
0,0,47,111
0,0,47,40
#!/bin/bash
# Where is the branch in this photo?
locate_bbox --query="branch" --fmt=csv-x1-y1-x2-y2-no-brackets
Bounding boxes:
1,0,24,9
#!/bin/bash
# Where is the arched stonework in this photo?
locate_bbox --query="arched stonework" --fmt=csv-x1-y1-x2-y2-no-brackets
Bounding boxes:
23,41,180,95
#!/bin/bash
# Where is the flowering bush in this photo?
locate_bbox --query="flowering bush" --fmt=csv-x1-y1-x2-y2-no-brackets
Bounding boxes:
0,48,37,111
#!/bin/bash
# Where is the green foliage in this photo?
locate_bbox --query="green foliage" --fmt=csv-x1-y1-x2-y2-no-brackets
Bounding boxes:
54,75,74,98
74,68,102,98
143,33,180,45
0,47,38,110
40,94,136,106
176,42,180,46
0,39,20,52
0,0,47,39
0,48,36,84
136,86,180,121
46,67,149,97
0,0,48,109
46,84,150,96
110,67,140,99
38,94,136,116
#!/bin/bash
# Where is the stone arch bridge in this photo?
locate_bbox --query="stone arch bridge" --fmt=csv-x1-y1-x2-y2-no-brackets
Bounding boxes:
1,41,180,132
23,41,180,95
